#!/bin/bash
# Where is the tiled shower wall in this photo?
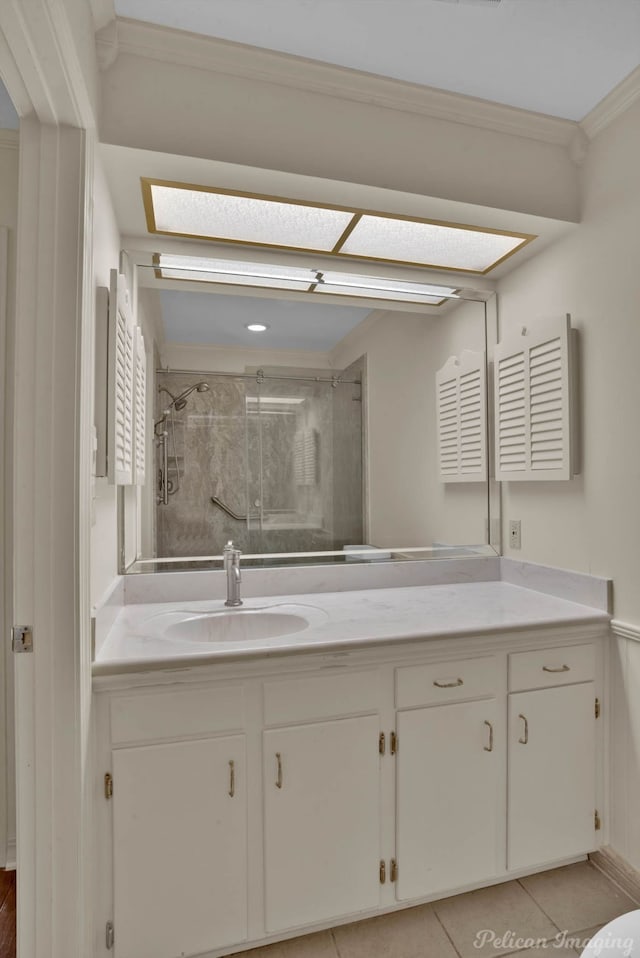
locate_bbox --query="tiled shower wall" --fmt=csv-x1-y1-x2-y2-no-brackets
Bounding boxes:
155,369,364,557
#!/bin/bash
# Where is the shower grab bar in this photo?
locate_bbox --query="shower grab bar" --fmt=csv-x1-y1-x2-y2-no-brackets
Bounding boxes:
161,431,169,505
210,495,250,522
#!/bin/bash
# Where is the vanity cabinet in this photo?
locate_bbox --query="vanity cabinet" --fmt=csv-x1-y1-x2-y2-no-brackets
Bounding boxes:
507,644,598,871
263,715,382,932
95,630,604,958
396,698,503,901
395,654,505,901
112,735,247,958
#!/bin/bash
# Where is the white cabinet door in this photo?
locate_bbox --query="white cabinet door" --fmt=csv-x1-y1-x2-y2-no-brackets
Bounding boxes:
396,699,503,900
508,683,596,871
264,715,381,932
112,736,246,958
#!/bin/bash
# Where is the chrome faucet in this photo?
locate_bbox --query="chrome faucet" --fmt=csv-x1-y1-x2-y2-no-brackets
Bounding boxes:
223,541,243,607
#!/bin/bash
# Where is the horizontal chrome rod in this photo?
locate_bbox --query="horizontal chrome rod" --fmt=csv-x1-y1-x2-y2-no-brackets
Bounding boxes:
155,367,361,386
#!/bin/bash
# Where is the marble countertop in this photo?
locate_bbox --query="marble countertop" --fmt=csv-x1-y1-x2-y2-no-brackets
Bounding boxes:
93,580,610,677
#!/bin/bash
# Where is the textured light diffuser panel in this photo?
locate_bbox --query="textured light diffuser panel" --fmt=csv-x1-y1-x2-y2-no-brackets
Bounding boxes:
144,180,535,274
341,215,527,271
149,184,352,250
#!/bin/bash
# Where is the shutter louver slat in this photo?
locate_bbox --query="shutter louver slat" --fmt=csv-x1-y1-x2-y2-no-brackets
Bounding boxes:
133,326,147,486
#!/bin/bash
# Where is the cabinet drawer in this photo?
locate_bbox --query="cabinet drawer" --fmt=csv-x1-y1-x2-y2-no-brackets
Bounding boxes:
509,643,596,692
396,656,500,708
110,686,245,746
263,670,380,726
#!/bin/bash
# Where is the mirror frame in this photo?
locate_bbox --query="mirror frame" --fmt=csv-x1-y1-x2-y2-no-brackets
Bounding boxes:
117,256,500,573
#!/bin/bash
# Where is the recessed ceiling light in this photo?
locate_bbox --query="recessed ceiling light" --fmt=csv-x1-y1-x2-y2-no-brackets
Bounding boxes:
246,323,269,332
143,179,536,274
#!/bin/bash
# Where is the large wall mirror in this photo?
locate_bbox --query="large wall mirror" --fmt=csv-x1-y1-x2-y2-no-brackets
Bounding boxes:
120,252,499,572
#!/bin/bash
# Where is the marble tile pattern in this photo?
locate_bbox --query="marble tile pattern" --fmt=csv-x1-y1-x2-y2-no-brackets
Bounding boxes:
95,579,609,674
229,863,639,958
155,370,363,559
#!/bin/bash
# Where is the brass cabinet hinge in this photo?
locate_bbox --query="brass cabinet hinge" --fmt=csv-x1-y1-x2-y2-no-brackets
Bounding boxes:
595,809,601,831
595,698,601,719
390,859,398,882
390,731,398,755
104,772,113,800
379,860,386,884
379,732,386,756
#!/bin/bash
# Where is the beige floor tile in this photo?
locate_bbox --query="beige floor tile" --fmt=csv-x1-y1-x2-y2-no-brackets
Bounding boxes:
520,862,637,934
231,930,337,958
332,903,459,958
433,880,558,958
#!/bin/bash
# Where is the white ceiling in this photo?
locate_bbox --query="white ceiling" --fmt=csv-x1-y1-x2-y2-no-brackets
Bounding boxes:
114,0,640,121
159,289,371,351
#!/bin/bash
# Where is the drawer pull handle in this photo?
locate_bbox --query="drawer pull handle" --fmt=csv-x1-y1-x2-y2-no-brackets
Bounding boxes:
276,752,283,789
433,678,464,688
228,760,235,798
542,664,570,673
518,714,529,745
484,720,494,752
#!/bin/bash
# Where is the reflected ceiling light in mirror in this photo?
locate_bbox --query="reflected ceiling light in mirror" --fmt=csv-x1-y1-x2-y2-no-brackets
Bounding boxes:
143,178,536,273
246,323,269,332
154,253,460,307
155,253,315,291
313,270,458,305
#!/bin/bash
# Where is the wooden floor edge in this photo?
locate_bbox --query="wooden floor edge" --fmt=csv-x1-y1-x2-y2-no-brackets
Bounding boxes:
590,847,640,907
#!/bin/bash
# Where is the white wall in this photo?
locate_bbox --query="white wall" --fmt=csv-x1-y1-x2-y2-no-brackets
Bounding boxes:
0,130,18,866
331,301,487,548
495,98,640,866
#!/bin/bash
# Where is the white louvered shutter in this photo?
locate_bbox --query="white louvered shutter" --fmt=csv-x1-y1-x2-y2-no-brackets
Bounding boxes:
436,350,487,483
107,269,135,485
133,326,147,486
494,315,574,481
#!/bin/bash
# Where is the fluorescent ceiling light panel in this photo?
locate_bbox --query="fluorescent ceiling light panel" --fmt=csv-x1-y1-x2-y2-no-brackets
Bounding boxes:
315,270,458,304
314,284,446,305
156,254,314,291
145,181,351,252
155,254,460,306
341,215,528,271
143,180,535,274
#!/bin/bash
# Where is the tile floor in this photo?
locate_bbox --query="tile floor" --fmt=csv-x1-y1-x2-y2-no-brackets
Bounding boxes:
233,862,639,958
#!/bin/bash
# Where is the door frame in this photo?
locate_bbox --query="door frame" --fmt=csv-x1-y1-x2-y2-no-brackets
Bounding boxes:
0,3,98,956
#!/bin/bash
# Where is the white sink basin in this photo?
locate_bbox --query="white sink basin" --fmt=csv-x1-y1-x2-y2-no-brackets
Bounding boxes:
140,604,328,644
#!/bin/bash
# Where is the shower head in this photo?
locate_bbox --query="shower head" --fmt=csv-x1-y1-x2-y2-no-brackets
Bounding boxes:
159,381,209,412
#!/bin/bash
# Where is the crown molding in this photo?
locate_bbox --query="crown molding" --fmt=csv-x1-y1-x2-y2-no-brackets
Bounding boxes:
580,64,640,140
0,130,19,150
109,17,579,150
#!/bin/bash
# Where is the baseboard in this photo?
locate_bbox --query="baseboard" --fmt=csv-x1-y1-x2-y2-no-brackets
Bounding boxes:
590,847,640,906
5,838,16,871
